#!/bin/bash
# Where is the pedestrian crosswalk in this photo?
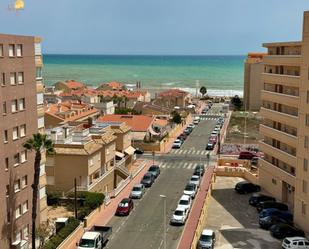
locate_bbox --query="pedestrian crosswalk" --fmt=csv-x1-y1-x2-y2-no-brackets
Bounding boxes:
158,161,209,170
170,149,210,155
200,117,220,121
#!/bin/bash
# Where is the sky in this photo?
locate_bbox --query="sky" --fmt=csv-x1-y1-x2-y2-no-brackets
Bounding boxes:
0,0,309,55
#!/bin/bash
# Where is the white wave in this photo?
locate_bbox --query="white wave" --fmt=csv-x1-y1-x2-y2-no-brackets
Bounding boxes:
179,87,243,97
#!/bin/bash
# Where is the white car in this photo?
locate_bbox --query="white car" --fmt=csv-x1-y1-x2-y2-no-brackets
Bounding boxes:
282,237,309,249
211,131,218,136
170,206,188,225
178,195,192,212
189,175,200,187
172,139,182,149
183,183,197,198
188,123,195,129
130,184,145,199
193,119,199,125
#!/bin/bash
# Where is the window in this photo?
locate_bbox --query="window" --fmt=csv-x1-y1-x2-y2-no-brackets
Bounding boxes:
19,98,25,110
23,225,29,240
88,158,94,166
4,130,8,143
15,205,21,219
40,164,46,176
14,179,21,193
6,185,9,196
10,72,16,85
302,201,307,215
0,44,3,57
20,151,27,163
5,157,9,171
303,180,307,193
17,72,24,84
307,91,309,104
37,93,44,105
38,117,44,128
304,158,308,172
15,229,21,242
22,201,28,214
20,124,26,137
16,44,22,57
39,186,46,199
13,126,19,140
9,44,15,57
21,175,27,188
36,67,42,79
1,73,5,86
306,114,309,127
2,101,6,115
305,136,309,149
14,153,20,166
272,178,277,185
11,99,17,112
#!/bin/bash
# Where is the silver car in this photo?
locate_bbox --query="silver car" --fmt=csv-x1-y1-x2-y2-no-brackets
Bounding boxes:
130,184,145,199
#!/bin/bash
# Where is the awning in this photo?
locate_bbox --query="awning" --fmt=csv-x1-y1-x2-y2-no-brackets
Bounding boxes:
124,146,135,155
115,151,125,158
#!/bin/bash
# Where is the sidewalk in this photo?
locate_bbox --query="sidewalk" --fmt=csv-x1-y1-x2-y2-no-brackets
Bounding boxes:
67,160,153,249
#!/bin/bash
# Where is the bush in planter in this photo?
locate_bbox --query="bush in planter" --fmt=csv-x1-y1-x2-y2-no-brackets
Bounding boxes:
46,191,61,206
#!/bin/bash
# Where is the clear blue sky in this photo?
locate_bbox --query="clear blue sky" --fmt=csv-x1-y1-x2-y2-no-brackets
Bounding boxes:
1,0,308,55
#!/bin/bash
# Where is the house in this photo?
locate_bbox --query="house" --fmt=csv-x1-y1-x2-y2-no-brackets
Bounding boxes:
96,81,126,91
154,89,191,108
133,102,171,115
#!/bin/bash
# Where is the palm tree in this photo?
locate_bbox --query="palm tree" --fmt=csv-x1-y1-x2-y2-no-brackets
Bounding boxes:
23,133,54,249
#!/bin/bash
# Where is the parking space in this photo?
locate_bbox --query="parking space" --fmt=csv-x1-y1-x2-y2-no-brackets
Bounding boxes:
204,176,282,249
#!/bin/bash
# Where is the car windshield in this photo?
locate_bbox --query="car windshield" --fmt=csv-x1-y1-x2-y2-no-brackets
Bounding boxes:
149,166,157,171
191,176,199,181
119,202,129,207
185,185,195,191
79,239,95,247
174,210,183,216
179,200,189,205
200,234,212,242
143,175,151,180
132,187,141,191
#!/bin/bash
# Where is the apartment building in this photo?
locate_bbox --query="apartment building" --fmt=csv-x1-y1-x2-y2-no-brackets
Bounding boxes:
259,11,309,233
243,53,266,111
0,34,47,248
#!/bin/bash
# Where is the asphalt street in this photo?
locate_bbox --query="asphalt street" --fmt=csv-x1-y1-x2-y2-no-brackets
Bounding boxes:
105,110,221,249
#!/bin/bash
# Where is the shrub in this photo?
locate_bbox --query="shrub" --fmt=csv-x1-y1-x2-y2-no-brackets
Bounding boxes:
47,191,61,206
85,192,104,210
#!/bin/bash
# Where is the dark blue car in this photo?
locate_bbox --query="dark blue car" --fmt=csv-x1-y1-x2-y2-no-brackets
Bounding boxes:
259,208,293,222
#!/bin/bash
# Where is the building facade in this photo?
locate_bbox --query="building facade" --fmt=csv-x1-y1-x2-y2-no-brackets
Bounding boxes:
259,11,309,233
0,34,46,248
243,53,265,111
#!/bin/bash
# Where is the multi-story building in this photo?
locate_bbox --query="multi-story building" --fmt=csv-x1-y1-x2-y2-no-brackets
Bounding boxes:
259,11,309,233
243,53,266,111
0,34,47,248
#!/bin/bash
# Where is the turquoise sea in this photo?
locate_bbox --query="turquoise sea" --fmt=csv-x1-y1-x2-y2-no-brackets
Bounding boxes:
43,55,245,96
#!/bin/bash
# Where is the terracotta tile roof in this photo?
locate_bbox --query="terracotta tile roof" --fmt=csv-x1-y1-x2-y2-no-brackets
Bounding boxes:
133,102,171,113
97,90,147,99
97,114,154,132
153,119,168,127
65,80,86,89
158,89,189,98
54,141,102,155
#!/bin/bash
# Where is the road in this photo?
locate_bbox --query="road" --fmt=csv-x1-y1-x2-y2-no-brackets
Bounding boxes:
105,106,223,249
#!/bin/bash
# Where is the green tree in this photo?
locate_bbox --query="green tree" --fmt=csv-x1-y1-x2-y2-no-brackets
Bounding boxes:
23,133,54,249
199,86,207,96
231,95,243,110
172,111,182,124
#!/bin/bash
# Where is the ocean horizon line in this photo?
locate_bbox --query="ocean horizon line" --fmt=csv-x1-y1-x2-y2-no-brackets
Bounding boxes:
44,53,246,57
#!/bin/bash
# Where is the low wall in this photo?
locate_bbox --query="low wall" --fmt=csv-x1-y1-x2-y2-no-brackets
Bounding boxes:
215,166,259,185
57,223,84,249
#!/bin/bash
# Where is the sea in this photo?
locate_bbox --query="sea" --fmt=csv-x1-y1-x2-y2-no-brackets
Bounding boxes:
43,55,245,97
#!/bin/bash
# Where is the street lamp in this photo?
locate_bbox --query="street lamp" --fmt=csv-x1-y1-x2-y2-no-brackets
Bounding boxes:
160,194,167,249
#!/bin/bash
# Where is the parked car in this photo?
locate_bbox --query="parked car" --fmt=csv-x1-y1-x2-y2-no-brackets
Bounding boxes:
178,133,187,141
209,136,217,143
140,172,155,187
134,148,144,154
211,131,218,136
115,198,134,216
147,165,161,178
184,128,192,135
282,237,309,249
251,156,259,166
193,118,200,125
178,195,192,212
183,183,197,199
172,139,183,149
188,123,195,129
78,226,112,249
238,151,255,160
201,109,208,114
193,164,205,176
270,223,305,239
170,206,188,225
249,193,276,207
130,184,145,199
206,142,215,150
197,229,216,249
256,201,289,213
259,208,293,222
189,175,200,187
234,181,261,194
259,215,292,230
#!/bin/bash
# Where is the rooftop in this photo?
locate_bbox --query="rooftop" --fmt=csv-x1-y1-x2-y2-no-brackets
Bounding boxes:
158,89,189,98
263,41,302,48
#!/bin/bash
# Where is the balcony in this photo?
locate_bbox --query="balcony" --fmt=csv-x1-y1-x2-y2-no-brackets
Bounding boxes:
36,82,44,93
262,73,300,87
261,90,299,108
259,124,297,148
259,140,297,167
260,107,298,127
259,158,295,187
37,106,45,118
263,55,301,66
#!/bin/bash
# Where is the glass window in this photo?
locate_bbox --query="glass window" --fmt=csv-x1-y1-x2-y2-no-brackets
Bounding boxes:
304,158,308,172
39,186,46,199
306,114,309,127
21,175,27,188
38,117,44,128
0,44,3,57
4,130,8,143
22,201,28,214
37,93,44,105
302,201,307,215
36,67,42,79
40,164,46,176
9,44,15,57
19,98,25,110
20,124,26,137
12,127,19,140
16,44,22,57
15,229,21,242
305,136,309,149
3,101,6,115
14,179,20,193
17,72,24,84
10,72,16,85
1,73,5,86
5,157,9,171
15,206,21,219
20,151,27,163
23,225,29,240
6,185,9,196
14,153,20,166
11,99,17,112
303,180,307,193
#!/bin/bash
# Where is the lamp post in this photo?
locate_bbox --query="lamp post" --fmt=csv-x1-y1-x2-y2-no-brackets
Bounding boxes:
160,194,167,249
